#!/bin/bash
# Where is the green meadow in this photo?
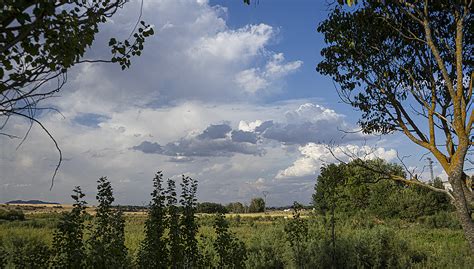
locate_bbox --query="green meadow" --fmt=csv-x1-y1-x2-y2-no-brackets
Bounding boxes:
1,210,473,268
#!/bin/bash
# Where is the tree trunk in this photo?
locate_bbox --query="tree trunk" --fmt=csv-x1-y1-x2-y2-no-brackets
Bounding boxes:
462,173,474,207
450,167,474,253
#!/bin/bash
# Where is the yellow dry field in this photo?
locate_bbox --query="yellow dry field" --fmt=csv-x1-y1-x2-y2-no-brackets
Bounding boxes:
1,203,310,218
0,203,92,214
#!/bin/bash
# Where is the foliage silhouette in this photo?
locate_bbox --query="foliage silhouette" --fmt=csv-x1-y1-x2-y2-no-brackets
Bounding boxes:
180,175,201,268
136,171,168,268
50,186,87,268
166,178,183,268
87,177,129,268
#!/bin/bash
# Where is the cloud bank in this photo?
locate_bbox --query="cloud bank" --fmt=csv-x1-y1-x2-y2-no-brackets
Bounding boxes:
0,0,401,206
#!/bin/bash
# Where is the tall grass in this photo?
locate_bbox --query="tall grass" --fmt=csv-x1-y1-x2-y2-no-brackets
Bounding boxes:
0,212,473,268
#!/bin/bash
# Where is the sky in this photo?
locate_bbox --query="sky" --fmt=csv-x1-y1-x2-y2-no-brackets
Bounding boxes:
0,0,447,206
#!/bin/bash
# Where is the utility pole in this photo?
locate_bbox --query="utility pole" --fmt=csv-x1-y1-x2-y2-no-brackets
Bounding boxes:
262,191,269,213
427,157,434,183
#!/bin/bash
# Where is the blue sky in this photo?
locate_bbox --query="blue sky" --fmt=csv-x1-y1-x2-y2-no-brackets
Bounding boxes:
211,0,361,114
0,0,445,206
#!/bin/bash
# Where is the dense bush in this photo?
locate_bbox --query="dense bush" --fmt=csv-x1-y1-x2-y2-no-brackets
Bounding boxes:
350,227,427,268
245,227,286,269
418,211,461,229
198,233,218,268
4,236,51,268
290,223,427,269
0,208,25,221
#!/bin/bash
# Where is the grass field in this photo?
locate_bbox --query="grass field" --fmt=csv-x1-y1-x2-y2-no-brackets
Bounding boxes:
1,205,473,268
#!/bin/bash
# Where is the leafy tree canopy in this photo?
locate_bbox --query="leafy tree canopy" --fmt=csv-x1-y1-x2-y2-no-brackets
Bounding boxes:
313,159,453,220
0,0,154,186
316,0,473,251
1,0,154,116
248,197,265,213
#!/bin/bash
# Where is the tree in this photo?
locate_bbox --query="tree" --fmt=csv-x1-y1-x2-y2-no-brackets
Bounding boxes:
180,175,201,268
314,160,453,220
165,178,183,268
87,177,129,268
313,164,343,265
0,1,153,186
198,202,228,214
50,186,87,269
248,197,265,213
137,171,168,269
226,202,245,214
317,0,474,251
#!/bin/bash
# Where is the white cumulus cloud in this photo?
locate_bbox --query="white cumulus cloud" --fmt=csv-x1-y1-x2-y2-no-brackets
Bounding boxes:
235,53,303,93
276,143,397,179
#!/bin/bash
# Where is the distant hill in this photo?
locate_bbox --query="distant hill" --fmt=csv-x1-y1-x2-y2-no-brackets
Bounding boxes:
6,200,59,205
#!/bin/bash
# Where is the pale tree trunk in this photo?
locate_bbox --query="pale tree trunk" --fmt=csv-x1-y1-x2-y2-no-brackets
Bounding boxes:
450,165,474,253
462,174,474,206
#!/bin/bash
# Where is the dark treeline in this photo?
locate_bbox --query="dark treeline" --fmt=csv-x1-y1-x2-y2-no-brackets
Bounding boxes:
197,198,266,214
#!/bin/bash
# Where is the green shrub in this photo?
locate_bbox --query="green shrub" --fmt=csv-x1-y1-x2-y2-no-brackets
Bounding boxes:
0,242,6,269
198,234,218,268
307,237,354,269
246,245,285,269
351,227,427,268
197,214,216,227
0,208,25,221
213,213,247,268
5,236,51,268
418,211,461,229
246,227,287,269
285,202,310,268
